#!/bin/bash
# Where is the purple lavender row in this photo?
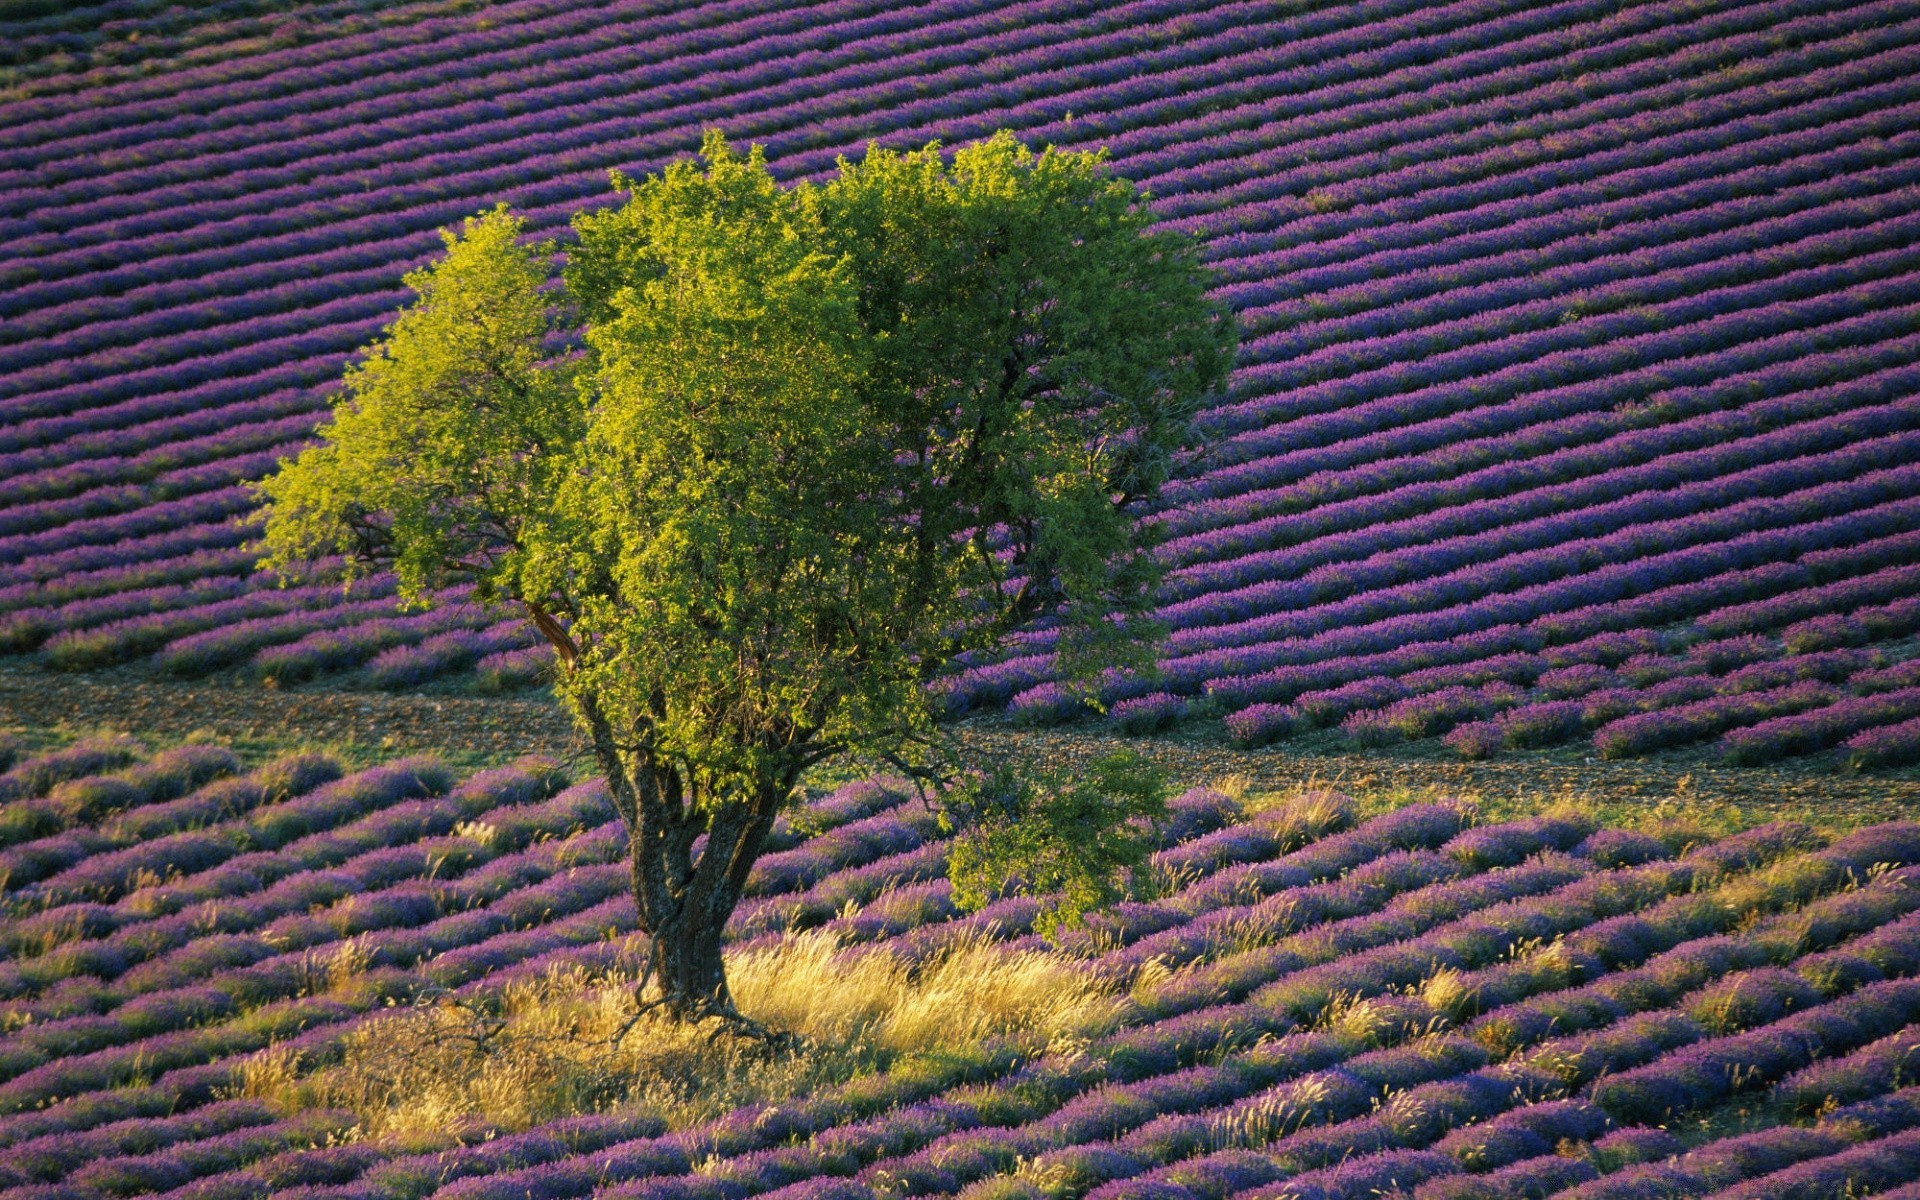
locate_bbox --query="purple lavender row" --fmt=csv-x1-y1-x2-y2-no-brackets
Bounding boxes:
745,786,1243,955
1452,638,1903,759
362,618,537,689
1163,391,1920,628
1172,296,1920,521
478,645,555,692
7,0,1873,384
0,0,684,144
1430,848,1920,1036
1129,0,1908,227
0,784,624,1103
14,0,1660,240
0,744,243,886
0,344,335,441
38,1106,360,1197
266,814,1843,1198
155,585,491,680
3,0,1102,217
7,772,884,1018
1342,682,1521,747
1210,974,1920,1200
1243,856,1692,1027
1226,631,1677,747
1208,228,1920,477
0,1097,284,1192
1208,133,1920,321
0,0,1283,312
0,428,289,535
0,0,878,180
0,873,622,1147
0,757,471,993
1172,491,1920,705
7,22,1904,430
0,780,954,1147
0,735,143,817
1412,1125,1655,1200
1105,0,1855,212
1583,965,1920,1127
7,58,1889,458
0,764,495,1098
1591,681,1844,760
22,22,1889,397
0,827,629,1110
1131,854,1600,1032
1093,846,1478,985
480,817,1620,1198
1175,472,1920,683
926,882,1885,1200
1775,1023,1920,1117
1198,193,1920,483
0,518,258,593
1489,917,1920,1105
0,482,254,568
0,0,1765,376
0,418,314,536
1464,836,1920,1063
1222,158,1920,386
1700,567,1920,643
0,0,1743,382
4,0,1200,267
0,546,257,617
251,605,500,686
0,575,249,655
7,0,1881,435
1288,632,1795,731
1200,85,1915,284
147,594,416,679
1163,32,1919,259
11,0,1589,270
1723,687,1920,766
1782,596,1920,657
36,576,394,671
1161,494,1920,707
2,771,887,1025
1847,718,1920,771
1204,527,1919,717
1446,1090,1910,1200
1162,331,1920,574
1085,859,1915,1200
1702,1127,1920,1200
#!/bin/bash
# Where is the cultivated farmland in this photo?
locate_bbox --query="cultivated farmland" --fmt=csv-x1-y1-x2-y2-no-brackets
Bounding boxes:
2,736,1920,1198
2,0,1918,763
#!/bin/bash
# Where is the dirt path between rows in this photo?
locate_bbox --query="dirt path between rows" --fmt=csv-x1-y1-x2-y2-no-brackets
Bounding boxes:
2,662,1915,823
0,662,579,761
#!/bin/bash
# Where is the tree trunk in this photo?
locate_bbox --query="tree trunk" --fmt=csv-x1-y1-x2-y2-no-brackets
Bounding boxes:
646,896,734,1019
564,685,795,1029
623,767,786,1025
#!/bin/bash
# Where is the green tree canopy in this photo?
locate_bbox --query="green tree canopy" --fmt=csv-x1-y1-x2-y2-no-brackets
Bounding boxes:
257,130,1236,1023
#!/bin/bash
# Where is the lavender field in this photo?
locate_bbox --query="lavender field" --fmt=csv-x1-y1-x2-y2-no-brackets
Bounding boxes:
1,0,1917,764
2,734,1920,1199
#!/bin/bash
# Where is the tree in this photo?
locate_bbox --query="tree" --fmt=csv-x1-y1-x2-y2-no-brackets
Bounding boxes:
257,130,1237,1026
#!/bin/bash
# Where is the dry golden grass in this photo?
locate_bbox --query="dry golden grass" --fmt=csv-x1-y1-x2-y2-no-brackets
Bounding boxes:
239,932,1122,1138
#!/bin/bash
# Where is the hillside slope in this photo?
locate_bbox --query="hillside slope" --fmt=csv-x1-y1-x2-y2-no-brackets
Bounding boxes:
3,737,1920,1197
1,0,1918,764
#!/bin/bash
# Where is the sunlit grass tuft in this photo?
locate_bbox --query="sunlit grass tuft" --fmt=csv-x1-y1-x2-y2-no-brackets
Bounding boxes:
240,932,1123,1138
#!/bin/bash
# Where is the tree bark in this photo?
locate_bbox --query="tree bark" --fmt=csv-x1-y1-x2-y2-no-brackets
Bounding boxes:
544,649,800,1027
619,758,788,1023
